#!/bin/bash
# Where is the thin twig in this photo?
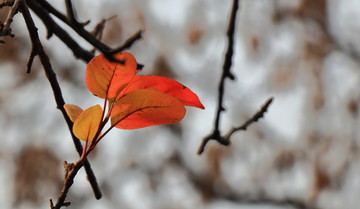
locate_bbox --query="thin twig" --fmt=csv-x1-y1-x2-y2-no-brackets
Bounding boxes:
223,97,273,139
198,0,240,155
214,0,238,130
26,0,94,62
35,0,111,52
65,0,76,23
30,0,141,64
49,161,84,209
20,1,102,205
65,0,90,26
198,97,273,154
109,30,143,54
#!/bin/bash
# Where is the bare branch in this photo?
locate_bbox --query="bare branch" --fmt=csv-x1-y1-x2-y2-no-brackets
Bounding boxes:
20,1,102,204
29,0,141,64
212,0,239,131
65,0,76,23
50,161,83,209
224,97,273,139
35,0,111,52
198,97,273,154
26,0,94,62
198,0,240,154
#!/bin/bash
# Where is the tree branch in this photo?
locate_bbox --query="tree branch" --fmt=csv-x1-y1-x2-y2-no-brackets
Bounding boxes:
223,97,273,139
28,0,142,64
50,161,83,209
198,0,239,154
20,1,102,204
26,0,94,62
198,0,273,154
198,97,273,154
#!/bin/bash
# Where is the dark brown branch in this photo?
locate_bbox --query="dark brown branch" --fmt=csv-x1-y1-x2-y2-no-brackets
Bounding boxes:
26,45,37,73
65,0,76,23
31,0,142,63
198,0,240,155
20,1,102,205
213,0,239,130
35,0,111,52
26,0,94,62
64,0,90,26
224,97,273,139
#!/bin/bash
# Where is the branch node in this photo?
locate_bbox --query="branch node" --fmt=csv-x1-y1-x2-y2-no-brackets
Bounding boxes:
199,97,273,155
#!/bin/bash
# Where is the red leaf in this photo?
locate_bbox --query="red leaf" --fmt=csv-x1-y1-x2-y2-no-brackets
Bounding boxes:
85,52,137,100
119,75,205,109
111,89,186,129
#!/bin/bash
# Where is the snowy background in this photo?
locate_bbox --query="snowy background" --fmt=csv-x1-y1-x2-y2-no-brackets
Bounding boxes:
1,0,360,209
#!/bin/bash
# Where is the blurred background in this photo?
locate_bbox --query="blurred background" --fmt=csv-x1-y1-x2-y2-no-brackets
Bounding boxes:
1,0,360,208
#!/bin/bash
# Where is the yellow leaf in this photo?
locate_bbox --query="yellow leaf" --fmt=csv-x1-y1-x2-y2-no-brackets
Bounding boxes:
64,104,84,122
73,104,102,141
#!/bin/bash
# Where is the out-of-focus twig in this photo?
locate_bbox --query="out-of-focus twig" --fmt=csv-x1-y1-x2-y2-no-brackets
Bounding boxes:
65,0,90,26
110,29,143,54
90,16,117,46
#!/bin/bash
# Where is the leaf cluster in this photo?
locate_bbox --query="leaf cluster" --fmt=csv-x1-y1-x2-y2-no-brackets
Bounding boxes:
64,51,204,161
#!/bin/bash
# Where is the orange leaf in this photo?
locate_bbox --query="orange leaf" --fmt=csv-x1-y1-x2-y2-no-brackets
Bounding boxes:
85,52,137,100
120,75,205,109
64,104,83,122
73,104,102,141
111,89,186,129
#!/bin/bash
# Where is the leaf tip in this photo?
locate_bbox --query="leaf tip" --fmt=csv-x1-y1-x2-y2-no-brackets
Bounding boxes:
64,104,84,122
